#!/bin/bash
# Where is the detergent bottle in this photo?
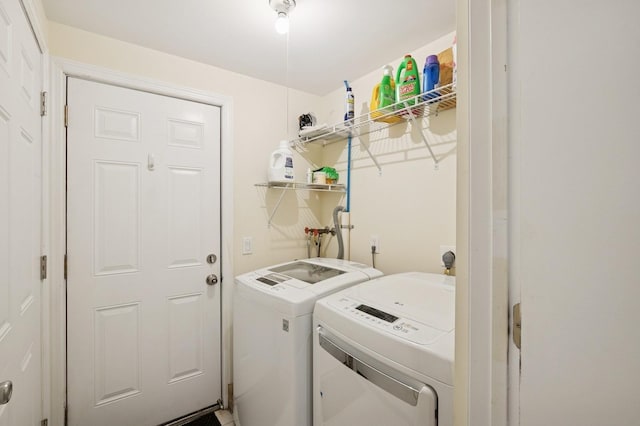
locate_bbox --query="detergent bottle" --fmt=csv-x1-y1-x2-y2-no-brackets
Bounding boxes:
344,80,354,122
396,55,421,108
268,140,295,183
370,65,401,123
422,55,440,101
379,65,396,110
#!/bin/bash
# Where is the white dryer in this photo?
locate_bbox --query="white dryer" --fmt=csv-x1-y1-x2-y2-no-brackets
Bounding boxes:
313,272,455,426
233,258,383,426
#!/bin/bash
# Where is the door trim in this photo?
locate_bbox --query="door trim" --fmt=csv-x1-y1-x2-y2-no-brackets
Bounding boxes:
455,0,509,425
48,58,235,426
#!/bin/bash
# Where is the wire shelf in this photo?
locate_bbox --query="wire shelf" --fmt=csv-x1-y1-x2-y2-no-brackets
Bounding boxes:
255,182,346,192
291,84,457,147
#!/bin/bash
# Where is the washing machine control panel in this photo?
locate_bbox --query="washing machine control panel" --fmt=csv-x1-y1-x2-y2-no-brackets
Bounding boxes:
327,297,444,345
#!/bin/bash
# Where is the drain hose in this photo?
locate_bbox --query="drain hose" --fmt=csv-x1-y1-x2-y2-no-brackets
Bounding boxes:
333,205,345,259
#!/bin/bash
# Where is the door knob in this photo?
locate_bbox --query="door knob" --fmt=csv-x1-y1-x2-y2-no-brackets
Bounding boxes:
0,381,12,405
206,274,218,286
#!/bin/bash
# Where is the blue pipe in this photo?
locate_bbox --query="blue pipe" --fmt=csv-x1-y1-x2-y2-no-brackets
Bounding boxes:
346,134,352,213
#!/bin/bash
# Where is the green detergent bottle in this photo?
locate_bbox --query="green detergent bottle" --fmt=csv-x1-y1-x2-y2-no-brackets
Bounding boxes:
396,54,421,107
379,65,395,109
370,65,401,123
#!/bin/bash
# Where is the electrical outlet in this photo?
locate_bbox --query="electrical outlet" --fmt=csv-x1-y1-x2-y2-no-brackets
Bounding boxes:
440,245,456,266
369,235,380,254
242,237,253,255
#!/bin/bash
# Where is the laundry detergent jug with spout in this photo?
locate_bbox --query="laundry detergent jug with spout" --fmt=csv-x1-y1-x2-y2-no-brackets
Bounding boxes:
268,140,295,183
396,54,421,108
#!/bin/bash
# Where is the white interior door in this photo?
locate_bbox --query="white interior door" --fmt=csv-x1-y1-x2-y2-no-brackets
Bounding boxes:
509,1,640,425
0,0,43,425
66,77,222,426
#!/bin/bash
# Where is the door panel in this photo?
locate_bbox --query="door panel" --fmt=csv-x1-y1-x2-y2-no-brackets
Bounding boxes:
0,0,42,426
67,78,221,426
0,0,42,425
512,1,640,425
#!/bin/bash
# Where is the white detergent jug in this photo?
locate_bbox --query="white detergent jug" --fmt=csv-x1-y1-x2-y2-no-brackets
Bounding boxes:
268,140,295,183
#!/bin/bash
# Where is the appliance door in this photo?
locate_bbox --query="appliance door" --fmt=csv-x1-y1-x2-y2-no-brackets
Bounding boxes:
314,326,437,426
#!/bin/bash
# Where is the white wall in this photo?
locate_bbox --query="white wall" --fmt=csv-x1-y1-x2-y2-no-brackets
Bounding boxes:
311,32,457,274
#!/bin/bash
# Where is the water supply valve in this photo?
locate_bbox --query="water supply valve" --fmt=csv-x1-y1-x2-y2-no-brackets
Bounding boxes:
442,250,456,275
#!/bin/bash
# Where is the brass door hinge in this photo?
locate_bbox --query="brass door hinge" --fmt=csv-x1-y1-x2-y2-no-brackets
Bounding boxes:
40,255,47,280
513,303,522,349
40,91,47,116
64,104,69,127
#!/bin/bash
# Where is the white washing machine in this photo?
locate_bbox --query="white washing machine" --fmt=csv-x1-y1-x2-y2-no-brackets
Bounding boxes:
313,272,455,426
233,258,383,426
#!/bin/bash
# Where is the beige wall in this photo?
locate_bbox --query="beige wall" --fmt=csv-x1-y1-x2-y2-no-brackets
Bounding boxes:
48,22,457,277
40,14,462,425
311,32,457,274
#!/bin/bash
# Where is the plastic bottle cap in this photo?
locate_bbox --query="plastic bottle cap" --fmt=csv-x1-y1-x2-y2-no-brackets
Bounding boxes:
426,55,439,65
405,54,412,58
279,140,290,149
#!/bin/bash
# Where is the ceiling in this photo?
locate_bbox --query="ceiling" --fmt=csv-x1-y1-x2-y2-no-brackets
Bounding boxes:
41,0,456,95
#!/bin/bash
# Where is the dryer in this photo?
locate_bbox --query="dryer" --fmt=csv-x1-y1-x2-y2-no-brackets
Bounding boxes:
233,258,383,426
313,272,455,426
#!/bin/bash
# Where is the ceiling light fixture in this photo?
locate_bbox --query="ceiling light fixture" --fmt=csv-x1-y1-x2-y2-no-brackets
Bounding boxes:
269,0,296,34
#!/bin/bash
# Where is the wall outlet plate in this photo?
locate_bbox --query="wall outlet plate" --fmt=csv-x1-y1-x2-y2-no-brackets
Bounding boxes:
440,245,456,266
242,237,253,255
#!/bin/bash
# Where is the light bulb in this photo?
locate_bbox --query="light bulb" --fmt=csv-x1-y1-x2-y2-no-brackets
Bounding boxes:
275,12,289,34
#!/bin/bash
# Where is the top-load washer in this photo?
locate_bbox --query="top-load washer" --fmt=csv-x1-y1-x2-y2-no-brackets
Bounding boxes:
233,257,383,426
313,272,455,426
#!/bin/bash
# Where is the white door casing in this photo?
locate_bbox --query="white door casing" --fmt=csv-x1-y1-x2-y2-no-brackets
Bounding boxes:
0,0,43,424
66,77,222,425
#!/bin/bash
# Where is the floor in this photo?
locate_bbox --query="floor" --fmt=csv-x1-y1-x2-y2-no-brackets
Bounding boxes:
179,409,234,426
215,410,235,426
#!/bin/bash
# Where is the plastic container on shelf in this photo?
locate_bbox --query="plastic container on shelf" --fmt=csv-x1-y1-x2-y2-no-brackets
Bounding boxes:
344,81,354,122
370,65,402,123
422,55,440,101
452,34,457,88
396,55,421,108
268,140,295,183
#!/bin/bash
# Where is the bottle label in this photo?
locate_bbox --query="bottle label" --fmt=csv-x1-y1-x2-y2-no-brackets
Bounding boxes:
399,81,417,97
285,168,294,179
284,156,294,179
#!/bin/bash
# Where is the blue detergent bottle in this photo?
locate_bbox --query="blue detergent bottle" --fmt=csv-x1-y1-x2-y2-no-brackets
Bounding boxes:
422,55,440,101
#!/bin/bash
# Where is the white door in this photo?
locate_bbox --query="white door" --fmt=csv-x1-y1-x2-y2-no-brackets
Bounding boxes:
66,77,222,426
0,0,43,425
509,1,640,425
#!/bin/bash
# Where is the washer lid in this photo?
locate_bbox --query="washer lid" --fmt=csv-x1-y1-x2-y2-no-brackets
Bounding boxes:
235,258,383,317
349,272,455,332
268,261,346,284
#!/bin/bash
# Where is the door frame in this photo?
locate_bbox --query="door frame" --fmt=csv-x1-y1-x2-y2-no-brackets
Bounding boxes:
47,58,235,426
454,0,510,425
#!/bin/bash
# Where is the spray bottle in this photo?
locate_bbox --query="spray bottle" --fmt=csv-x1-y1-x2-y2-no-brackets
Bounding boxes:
344,80,354,122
